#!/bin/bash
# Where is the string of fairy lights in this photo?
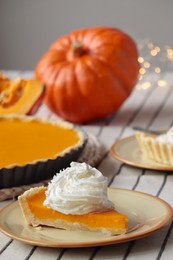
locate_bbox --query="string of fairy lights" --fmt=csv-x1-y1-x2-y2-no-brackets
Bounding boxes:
137,40,173,89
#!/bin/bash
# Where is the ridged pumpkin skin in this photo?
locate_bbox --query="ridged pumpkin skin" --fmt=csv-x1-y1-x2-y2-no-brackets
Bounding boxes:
35,27,139,123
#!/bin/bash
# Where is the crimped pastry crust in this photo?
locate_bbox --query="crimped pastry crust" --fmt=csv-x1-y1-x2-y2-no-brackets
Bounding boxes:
136,132,173,165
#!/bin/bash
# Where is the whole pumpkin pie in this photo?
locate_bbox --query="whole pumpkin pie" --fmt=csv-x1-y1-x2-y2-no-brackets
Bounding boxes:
0,116,86,188
18,162,128,235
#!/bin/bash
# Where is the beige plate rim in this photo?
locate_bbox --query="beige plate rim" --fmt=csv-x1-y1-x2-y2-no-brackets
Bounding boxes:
0,188,173,248
110,135,173,171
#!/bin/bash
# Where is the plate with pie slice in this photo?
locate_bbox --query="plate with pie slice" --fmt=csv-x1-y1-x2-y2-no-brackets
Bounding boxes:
0,188,172,248
110,135,173,171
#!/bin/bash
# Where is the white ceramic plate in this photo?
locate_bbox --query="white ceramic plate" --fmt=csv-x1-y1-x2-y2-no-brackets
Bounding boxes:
110,135,173,171
0,188,172,248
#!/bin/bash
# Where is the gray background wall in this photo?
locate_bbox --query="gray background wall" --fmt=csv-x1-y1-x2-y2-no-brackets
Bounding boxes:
0,0,173,70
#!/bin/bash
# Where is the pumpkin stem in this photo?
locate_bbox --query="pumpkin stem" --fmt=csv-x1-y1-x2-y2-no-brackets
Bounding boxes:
71,41,87,57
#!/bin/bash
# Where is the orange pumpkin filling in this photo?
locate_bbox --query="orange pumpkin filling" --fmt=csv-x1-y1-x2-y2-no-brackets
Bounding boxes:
24,187,128,231
0,118,81,168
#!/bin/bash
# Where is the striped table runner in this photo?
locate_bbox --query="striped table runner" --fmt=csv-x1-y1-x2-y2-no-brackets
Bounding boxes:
0,70,173,260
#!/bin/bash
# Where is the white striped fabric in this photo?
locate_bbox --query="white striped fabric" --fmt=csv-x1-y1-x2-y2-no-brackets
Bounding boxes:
0,71,172,260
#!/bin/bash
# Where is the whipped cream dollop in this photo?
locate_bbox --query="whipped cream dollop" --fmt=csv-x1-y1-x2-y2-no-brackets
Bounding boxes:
44,162,114,215
156,127,173,144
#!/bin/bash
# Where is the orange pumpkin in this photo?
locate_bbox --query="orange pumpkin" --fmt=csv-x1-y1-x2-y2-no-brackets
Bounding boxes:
35,27,139,123
0,72,45,115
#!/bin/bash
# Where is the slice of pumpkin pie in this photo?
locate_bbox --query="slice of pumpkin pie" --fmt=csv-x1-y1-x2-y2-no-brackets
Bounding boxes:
18,162,128,235
136,128,173,165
